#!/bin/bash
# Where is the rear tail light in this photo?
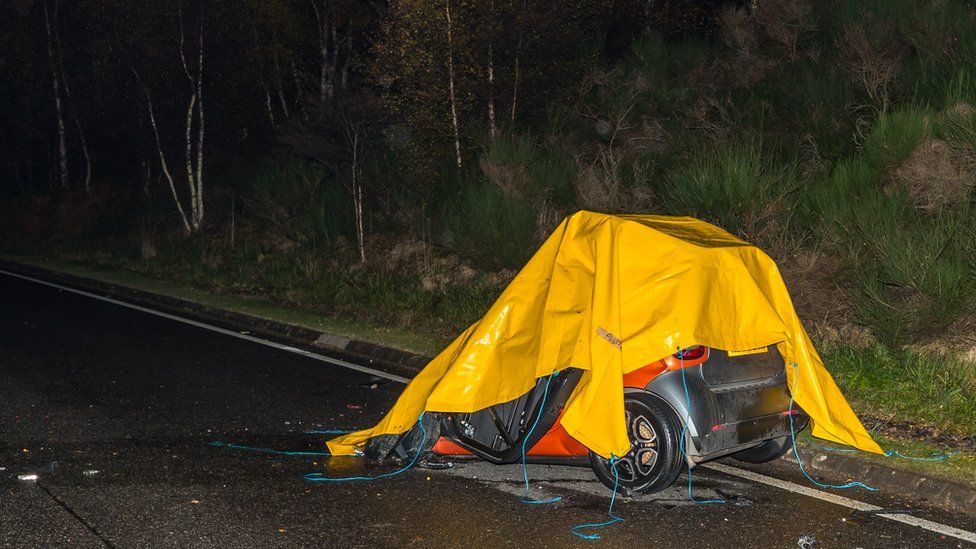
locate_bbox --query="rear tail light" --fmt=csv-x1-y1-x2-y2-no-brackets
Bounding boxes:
673,346,706,360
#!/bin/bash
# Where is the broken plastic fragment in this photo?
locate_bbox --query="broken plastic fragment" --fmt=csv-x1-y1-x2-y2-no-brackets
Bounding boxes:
18,474,38,482
797,534,818,549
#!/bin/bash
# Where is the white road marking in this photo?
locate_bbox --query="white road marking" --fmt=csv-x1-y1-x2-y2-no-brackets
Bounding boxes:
705,462,976,545
0,268,412,384
6,267,975,544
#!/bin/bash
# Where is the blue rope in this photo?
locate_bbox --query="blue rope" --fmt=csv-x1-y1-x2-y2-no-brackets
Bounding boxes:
786,363,877,492
305,429,355,435
677,352,725,505
819,446,956,462
882,450,956,461
571,456,625,540
520,372,563,505
304,413,427,483
207,440,331,457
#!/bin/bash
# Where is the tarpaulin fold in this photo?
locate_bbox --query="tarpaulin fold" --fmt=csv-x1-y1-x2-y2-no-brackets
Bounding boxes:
328,211,883,458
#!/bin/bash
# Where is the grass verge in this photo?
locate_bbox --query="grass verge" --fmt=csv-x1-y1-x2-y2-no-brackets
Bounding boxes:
795,430,976,489
0,250,449,357
823,344,976,437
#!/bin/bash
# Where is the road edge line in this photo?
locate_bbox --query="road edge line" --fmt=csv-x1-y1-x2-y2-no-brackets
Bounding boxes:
705,462,976,545
0,268,412,385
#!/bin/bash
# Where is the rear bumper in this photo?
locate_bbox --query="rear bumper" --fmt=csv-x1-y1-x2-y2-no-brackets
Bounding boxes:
698,410,807,459
641,361,806,460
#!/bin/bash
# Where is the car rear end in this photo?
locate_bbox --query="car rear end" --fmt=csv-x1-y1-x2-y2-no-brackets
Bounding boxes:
640,345,807,463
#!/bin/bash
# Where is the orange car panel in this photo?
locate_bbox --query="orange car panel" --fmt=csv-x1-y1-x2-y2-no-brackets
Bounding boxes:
434,349,712,458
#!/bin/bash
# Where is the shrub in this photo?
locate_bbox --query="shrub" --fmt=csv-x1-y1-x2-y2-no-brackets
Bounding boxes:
814,108,976,345
481,133,576,208
860,108,928,169
850,207,975,344
240,156,348,250
659,141,800,239
439,182,538,271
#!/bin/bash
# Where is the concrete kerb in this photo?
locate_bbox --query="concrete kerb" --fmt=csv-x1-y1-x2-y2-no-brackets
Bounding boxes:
785,443,976,513
2,257,974,512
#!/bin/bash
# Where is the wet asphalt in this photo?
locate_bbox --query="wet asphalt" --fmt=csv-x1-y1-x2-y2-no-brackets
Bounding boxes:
1,272,975,548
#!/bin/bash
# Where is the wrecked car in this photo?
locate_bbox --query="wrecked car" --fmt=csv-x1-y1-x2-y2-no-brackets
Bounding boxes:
324,211,880,494
367,344,808,494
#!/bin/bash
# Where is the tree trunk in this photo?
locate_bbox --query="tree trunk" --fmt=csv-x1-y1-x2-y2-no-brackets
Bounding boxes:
511,27,522,122
488,43,496,141
142,158,151,196
178,2,205,232
194,17,205,230
274,57,290,117
290,60,302,113
67,103,91,191
183,91,198,227
310,0,332,107
445,0,462,169
138,77,192,234
43,1,68,189
352,128,365,264
487,0,497,141
264,86,276,125
51,3,91,191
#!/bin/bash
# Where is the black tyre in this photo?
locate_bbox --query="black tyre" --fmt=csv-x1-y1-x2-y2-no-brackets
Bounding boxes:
731,436,792,464
589,392,684,494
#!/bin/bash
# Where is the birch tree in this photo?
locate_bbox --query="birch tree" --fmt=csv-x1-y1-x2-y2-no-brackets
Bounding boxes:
341,108,367,263
486,0,497,141
134,0,206,234
310,0,334,108
50,1,91,191
41,0,93,191
180,2,205,230
42,0,68,188
444,0,462,168
243,0,304,126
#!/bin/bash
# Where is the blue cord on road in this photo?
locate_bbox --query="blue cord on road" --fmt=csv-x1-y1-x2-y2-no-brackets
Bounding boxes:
208,440,331,457
571,456,625,540
786,362,877,492
520,372,563,505
819,446,956,462
304,413,428,483
678,353,725,505
305,429,354,435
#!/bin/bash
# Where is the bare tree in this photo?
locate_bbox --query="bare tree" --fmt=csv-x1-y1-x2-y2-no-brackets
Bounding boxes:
264,84,276,125
274,56,290,118
341,110,367,263
310,0,333,107
278,93,370,263
178,1,205,230
136,70,193,234
445,0,462,168
50,4,91,191
486,0,497,141
132,1,206,234
510,1,523,122
42,0,68,188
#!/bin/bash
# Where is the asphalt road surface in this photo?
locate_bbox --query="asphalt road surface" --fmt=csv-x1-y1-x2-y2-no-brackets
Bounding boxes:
2,271,975,548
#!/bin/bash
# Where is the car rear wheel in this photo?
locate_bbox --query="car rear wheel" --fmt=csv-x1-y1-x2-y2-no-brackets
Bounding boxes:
731,436,792,464
589,392,684,494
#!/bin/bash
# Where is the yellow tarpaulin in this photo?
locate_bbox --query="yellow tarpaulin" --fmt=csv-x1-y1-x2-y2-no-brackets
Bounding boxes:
328,211,883,458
